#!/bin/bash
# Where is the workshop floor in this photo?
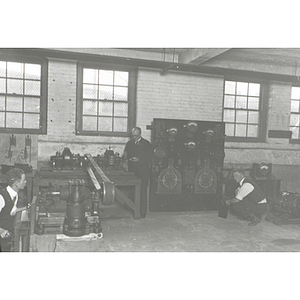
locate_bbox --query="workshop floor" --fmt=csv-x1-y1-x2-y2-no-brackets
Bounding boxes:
51,201,300,252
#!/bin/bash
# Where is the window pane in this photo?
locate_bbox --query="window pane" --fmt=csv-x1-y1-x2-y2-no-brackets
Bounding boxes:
0,78,5,93
24,113,39,128
98,117,112,131
99,86,113,100
83,84,97,99
236,110,247,123
248,97,259,110
6,112,22,128
7,79,23,94
83,100,97,115
0,95,5,110
114,71,128,86
223,109,235,122
291,100,299,113
6,96,22,111
0,61,6,77
290,114,300,126
292,87,300,100
7,62,23,78
0,112,4,127
114,117,127,132
236,96,247,109
247,125,258,137
114,102,128,116
248,111,259,124
25,80,40,95
99,101,113,116
225,123,235,136
224,95,235,108
24,64,41,80
83,69,98,84
114,87,128,101
236,124,247,136
236,82,248,95
291,126,299,139
248,83,260,96
99,70,114,85
83,116,97,131
224,81,236,94
24,97,40,113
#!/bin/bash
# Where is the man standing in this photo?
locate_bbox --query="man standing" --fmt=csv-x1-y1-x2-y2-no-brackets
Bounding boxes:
124,127,152,218
0,168,28,252
225,169,267,226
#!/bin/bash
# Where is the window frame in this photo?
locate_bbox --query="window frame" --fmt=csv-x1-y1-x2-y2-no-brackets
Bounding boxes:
76,62,137,137
222,77,268,143
289,84,300,144
0,52,47,134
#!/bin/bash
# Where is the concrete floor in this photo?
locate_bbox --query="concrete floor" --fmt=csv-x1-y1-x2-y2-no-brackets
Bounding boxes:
51,202,300,252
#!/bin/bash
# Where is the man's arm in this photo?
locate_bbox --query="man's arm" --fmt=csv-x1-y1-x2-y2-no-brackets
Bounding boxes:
225,183,254,205
0,227,11,238
10,203,31,216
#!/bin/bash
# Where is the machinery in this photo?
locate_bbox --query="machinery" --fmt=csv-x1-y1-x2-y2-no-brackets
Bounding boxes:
149,118,226,212
50,147,124,171
266,191,300,225
33,153,115,237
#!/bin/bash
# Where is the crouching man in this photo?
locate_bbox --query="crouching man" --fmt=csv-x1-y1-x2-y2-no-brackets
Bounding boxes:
225,169,267,226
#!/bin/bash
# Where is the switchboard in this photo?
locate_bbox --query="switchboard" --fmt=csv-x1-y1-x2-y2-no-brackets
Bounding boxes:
150,118,225,212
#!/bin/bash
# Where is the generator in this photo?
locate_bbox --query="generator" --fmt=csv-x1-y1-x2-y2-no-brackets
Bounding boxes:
149,118,225,212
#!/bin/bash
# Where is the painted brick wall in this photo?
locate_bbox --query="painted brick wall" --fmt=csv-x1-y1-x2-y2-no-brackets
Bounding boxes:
38,62,225,161
136,69,224,141
38,59,130,161
35,58,300,193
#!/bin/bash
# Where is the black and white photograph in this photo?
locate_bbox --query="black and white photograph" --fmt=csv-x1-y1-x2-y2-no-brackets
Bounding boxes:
1,2,300,299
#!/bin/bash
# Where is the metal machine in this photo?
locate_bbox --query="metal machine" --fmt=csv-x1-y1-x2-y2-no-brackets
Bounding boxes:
150,118,226,212
33,153,115,237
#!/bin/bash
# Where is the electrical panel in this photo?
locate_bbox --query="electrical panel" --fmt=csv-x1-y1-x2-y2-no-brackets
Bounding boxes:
150,118,225,212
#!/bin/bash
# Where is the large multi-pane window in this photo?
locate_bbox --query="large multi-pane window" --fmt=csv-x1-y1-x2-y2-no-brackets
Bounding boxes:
223,80,262,140
0,58,47,133
290,86,300,139
77,64,136,136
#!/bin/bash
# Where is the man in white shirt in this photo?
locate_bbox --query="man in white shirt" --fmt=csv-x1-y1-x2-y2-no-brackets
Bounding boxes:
0,168,29,252
225,169,267,226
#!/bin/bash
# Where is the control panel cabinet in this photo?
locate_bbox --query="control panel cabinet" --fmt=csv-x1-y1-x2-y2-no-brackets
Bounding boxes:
150,118,225,212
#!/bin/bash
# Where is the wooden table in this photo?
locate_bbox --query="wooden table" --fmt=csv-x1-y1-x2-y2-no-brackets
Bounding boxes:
33,168,141,219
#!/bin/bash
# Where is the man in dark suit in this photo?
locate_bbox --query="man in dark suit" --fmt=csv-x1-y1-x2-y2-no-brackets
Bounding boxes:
124,127,152,218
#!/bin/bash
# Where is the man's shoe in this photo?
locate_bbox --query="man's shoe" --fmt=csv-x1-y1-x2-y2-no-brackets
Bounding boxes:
248,214,261,226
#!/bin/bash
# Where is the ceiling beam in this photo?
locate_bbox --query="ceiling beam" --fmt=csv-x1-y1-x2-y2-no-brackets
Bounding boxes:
179,48,231,64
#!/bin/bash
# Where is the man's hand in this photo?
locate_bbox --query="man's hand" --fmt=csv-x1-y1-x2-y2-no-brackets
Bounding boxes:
225,198,239,205
129,157,139,163
0,228,11,239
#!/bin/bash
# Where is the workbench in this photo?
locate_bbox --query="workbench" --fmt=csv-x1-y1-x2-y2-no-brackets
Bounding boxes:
33,168,141,219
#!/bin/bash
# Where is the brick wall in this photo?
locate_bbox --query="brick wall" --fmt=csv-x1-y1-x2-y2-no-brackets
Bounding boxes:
38,62,225,160
34,58,300,193
136,69,224,141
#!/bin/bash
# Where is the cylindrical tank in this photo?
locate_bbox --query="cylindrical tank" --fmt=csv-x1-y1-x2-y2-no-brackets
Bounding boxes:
63,184,88,237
